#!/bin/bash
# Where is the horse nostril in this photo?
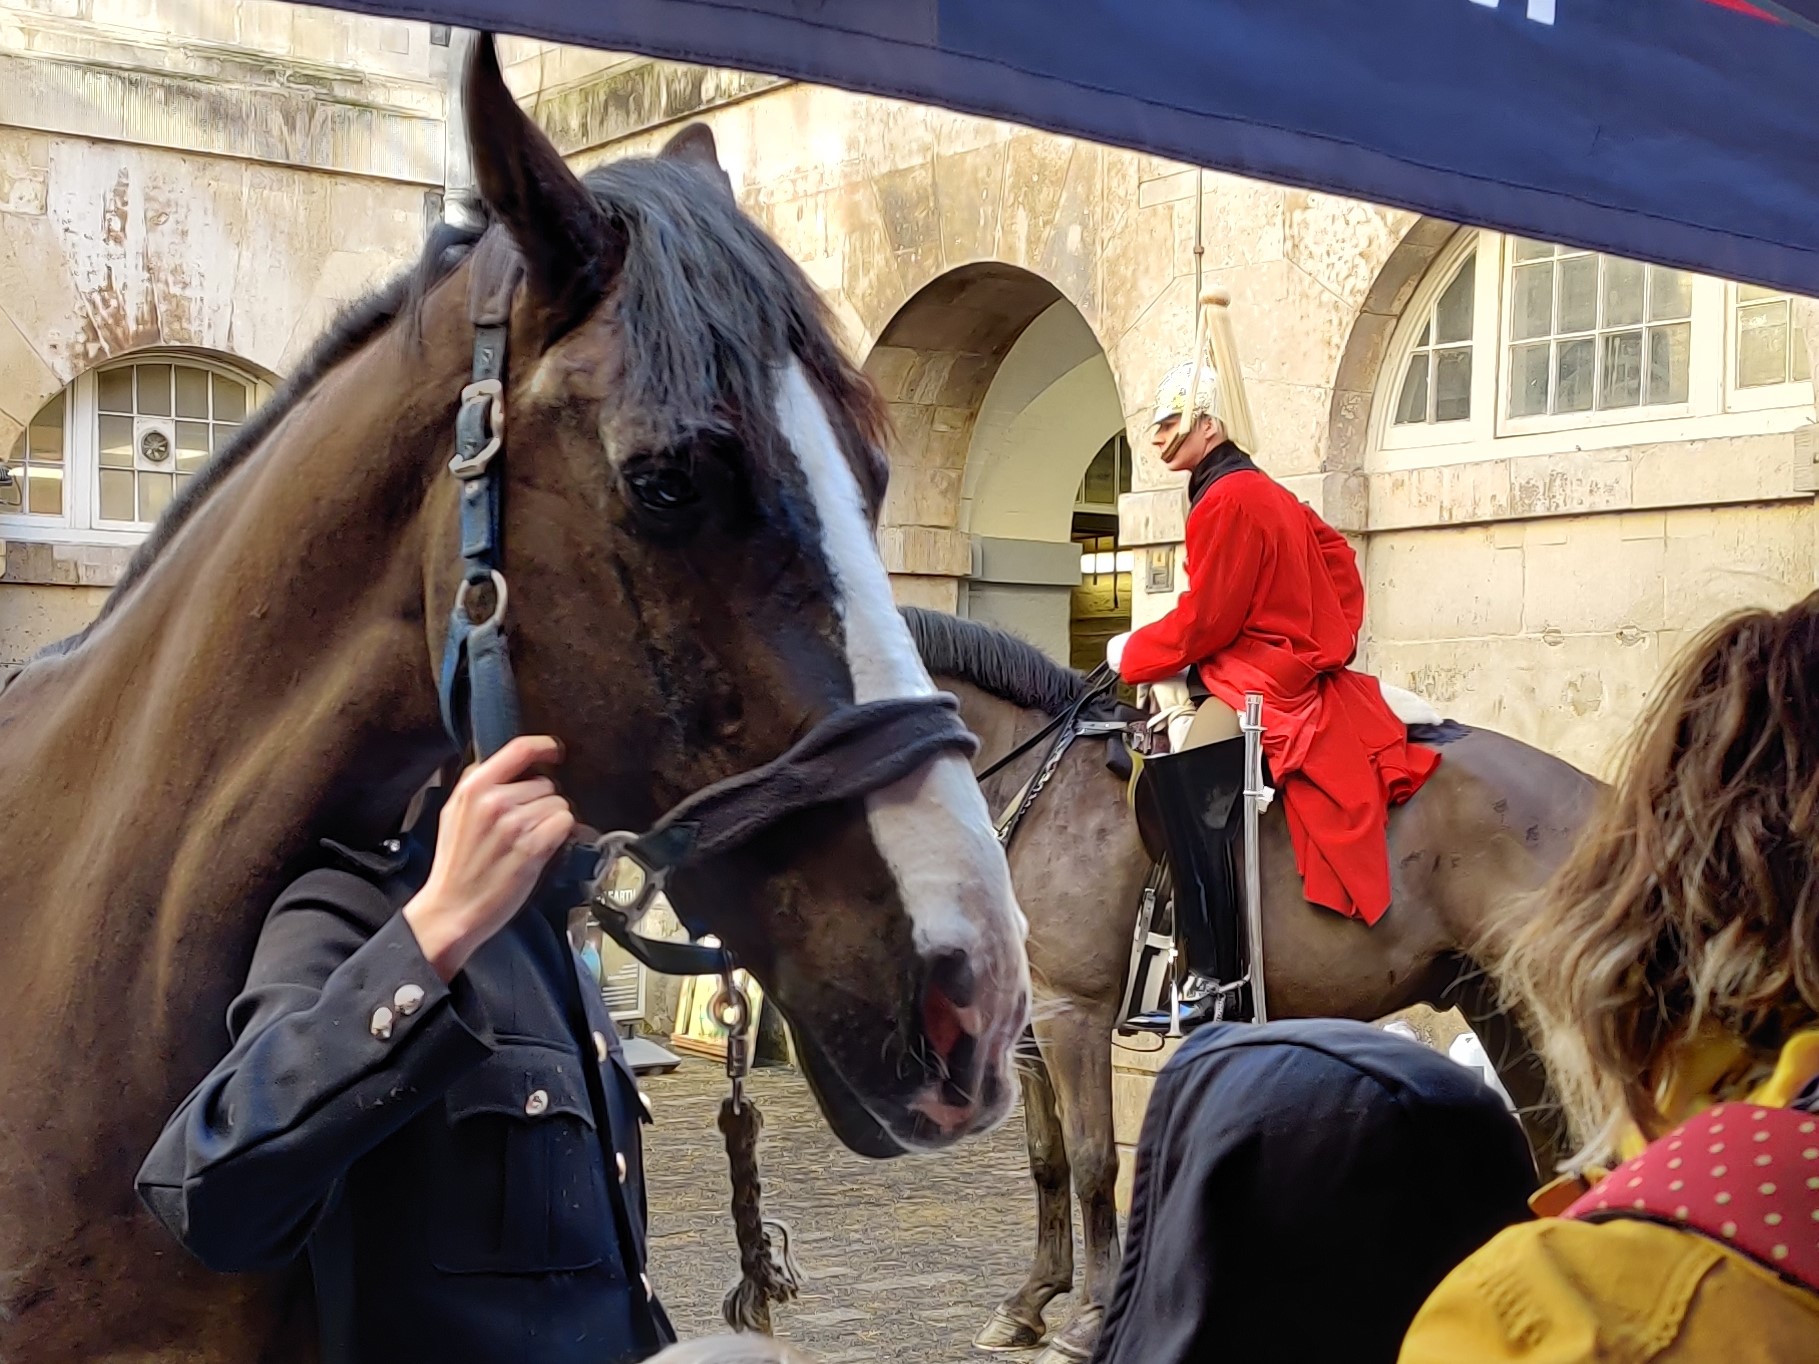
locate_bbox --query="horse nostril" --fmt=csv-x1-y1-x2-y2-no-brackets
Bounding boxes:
926,947,977,1011
922,948,979,1081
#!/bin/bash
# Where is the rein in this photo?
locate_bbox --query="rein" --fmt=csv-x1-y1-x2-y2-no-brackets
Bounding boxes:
430,233,977,1332
985,664,1121,848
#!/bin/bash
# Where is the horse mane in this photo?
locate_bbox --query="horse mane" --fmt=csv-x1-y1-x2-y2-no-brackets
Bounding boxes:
901,607,1086,716
573,156,887,466
37,148,887,663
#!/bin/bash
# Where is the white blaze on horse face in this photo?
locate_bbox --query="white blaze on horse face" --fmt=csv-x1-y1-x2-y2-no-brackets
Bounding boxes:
771,362,1030,970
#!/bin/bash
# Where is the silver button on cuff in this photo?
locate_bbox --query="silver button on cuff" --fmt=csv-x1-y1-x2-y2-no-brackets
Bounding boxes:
524,1088,550,1117
369,1006,394,1041
615,1151,628,1182
394,983,425,1016
640,1272,653,1299
593,1031,609,1062
637,1090,653,1119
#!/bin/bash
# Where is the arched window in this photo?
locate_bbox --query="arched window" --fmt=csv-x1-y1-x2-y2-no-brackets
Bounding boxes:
1392,248,1476,428
2,352,268,538
1375,231,1813,461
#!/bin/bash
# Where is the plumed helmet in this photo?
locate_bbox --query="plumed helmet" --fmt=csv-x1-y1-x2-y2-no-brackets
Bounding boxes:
1150,359,1223,428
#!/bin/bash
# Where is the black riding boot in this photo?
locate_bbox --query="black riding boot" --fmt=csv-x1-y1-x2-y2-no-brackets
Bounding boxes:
1141,735,1250,1024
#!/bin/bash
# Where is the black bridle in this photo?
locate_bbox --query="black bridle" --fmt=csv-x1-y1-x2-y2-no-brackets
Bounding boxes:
982,663,1124,849
433,235,980,975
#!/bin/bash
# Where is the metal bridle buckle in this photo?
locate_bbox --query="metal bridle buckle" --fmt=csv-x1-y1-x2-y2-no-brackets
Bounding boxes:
712,967,753,1110
449,378,505,479
453,569,509,629
588,831,672,925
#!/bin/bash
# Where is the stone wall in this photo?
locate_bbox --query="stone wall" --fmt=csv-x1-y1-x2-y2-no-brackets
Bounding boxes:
0,0,449,630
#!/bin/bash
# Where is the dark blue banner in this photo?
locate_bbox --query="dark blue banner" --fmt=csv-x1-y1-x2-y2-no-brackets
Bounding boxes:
320,0,1819,295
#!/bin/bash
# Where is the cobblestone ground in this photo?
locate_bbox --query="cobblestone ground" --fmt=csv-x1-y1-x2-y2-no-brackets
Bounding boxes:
642,1058,1067,1363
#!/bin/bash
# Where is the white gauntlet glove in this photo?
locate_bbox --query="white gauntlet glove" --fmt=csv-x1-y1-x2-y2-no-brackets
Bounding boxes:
1105,631,1131,677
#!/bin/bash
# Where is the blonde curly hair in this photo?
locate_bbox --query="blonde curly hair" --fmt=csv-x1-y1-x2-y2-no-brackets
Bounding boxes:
1501,592,1819,1161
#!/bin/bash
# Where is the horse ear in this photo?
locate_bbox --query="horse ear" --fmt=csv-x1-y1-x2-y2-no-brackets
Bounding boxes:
660,122,736,199
464,34,624,338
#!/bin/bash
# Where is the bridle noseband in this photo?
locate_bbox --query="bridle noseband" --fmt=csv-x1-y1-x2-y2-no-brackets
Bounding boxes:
433,234,980,974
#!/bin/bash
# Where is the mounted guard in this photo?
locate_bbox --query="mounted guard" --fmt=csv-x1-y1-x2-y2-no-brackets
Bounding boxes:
1110,292,1441,1025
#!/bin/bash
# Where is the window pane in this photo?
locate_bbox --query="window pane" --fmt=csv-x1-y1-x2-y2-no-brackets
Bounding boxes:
1647,323,1691,404
1738,283,1780,303
1394,353,1431,425
99,415,135,468
97,367,134,414
1795,313,1811,383
136,364,172,417
1558,254,1598,333
1512,238,1554,262
1509,342,1552,418
99,468,135,521
174,366,210,419
175,421,210,472
212,374,248,422
27,391,64,462
138,470,174,523
1599,330,1644,409
26,466,62,516
1737,301,1788,388
1647,266,1693,322
1600,257,1645,328
212,423,239,454
1414,320,1431,349
1511,262,1555,341
1557,337,1596,413
1433,349,1472,422
1079,440,1116,505
175,472,195,498
1434,253,1475,344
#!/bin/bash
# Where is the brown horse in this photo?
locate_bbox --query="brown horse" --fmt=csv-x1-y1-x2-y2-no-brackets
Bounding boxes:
0,40,1029,1363
903,607,1599,1363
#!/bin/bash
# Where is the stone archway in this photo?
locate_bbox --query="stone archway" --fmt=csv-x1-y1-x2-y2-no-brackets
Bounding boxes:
1325,215,1462,493
864,262,1126,663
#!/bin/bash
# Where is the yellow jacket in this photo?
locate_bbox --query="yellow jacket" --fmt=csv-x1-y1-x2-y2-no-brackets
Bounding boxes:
1399,1032,1819,1363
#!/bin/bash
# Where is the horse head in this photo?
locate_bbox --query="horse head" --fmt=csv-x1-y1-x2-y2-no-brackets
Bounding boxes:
437,38,1028,1156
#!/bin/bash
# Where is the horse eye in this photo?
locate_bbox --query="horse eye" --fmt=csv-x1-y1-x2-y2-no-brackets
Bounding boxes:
625,461,699,515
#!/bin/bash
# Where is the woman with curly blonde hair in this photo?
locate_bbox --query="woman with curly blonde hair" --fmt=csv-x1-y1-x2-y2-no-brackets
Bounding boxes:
1400,593,1819,1362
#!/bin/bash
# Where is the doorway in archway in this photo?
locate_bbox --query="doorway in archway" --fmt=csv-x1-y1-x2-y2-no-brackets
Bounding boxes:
864,263,1126,666
1070,430,1133,674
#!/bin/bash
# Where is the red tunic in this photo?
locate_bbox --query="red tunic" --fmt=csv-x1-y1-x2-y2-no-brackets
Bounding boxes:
1121,466,1438,923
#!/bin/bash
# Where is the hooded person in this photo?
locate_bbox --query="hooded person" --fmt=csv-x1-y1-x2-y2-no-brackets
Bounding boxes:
1090,1019,1537,1364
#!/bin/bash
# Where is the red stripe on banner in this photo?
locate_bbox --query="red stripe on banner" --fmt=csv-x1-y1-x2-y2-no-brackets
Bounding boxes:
1702,0,1782,20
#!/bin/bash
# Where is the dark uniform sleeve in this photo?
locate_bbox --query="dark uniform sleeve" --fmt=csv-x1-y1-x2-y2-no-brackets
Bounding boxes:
136,870,494,1273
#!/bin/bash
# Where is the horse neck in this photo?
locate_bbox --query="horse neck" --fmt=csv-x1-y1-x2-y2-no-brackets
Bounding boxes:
944,680,1058,812
946,678,1152,1009
0,306,469,1078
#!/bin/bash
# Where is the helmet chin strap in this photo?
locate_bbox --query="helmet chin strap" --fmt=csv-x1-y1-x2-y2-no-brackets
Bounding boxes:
1159,415,1202,467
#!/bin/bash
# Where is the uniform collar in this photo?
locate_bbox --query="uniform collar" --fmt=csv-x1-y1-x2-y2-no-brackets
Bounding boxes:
1187,440,1258,506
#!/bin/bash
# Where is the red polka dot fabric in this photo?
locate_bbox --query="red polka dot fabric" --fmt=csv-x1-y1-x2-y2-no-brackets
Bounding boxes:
1563,1102,1819,1292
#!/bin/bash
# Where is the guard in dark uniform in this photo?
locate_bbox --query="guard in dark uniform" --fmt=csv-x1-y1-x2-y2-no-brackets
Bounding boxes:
138,736,673,1364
